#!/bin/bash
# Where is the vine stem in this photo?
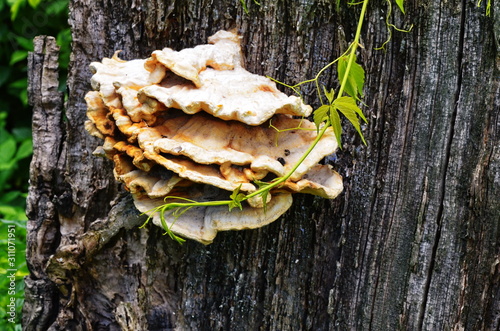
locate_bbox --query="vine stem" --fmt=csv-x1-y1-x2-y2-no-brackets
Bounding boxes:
246,0,369,200
337,0,369,98
243,122,331,200
147,0,370,225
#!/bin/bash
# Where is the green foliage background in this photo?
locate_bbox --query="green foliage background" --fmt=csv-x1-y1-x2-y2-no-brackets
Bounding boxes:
0,0,70,329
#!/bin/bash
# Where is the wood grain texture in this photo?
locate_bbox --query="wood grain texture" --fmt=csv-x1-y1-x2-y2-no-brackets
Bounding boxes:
24,1,499,330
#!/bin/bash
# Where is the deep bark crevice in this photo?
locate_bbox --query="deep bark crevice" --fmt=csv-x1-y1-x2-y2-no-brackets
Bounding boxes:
418,1,467,329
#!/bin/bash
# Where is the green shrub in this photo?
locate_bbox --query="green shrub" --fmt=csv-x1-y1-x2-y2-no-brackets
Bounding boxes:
0,0,70,329
0,0,70,219
0,219,28,330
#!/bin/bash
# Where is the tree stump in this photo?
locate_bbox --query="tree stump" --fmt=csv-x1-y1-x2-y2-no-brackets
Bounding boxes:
25,1,499,330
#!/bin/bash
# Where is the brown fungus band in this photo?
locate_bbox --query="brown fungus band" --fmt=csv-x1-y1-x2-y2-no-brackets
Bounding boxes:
85,30,343,244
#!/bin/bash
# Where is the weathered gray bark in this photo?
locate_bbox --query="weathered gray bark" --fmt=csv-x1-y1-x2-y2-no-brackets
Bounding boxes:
24,1,499,330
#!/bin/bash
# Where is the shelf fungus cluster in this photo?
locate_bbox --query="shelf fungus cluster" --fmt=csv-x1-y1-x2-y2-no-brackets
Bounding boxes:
85,30,343,244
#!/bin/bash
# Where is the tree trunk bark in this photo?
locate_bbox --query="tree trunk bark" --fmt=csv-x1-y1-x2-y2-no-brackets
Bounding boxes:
24,1,499,330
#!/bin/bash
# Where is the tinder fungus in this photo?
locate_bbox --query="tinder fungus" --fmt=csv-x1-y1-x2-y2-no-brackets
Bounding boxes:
85,30,343,244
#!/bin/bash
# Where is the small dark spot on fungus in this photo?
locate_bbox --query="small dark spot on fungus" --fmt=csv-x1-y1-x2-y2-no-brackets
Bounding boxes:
284,149,290,156
277,157,286,165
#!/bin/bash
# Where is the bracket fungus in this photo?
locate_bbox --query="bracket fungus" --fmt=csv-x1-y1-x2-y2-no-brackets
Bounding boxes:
85,30,343,244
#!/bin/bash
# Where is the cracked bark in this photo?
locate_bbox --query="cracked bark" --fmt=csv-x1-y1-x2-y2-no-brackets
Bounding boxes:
24,1,499,330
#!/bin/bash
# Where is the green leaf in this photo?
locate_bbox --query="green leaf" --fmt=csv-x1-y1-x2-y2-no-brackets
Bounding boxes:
45,0,69,15
229,184,244,211
9,50,28,65
337,55,365,99
395,0,405,14
329,108,342,147
8,79,28,105
0,205,24,220
333,96,367,145
13,35,33,51
7,0,25,20
12,127,31,141
0,135,16,164
27,0,41,8
8,78,27,89
313,105,330,131
0,191,21,204
322,85,335,104
14,139,32,160
334,96,367,123
0,190,21,203
19,88,28,106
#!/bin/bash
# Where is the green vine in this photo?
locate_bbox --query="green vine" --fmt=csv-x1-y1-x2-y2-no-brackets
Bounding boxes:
477,0,491,16
375,0,413,51
144,0,410,243
239,0,261,14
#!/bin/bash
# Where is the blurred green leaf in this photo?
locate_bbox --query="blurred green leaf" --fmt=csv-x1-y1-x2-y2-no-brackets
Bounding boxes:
0,135,16,163
9,49,27,65
14,139,32,160
13,35,33,51
11,127,31,141
57,27,71,44
7,78,29,105
8,77,26,89
0,190,21,203
0,159,16,172
6,0,25,20
27,0,41,8
46,0,68,15
18,88,28,105
0,205,21,218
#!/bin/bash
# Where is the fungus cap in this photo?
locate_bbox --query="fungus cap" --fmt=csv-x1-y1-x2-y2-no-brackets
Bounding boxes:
134,191,293,245
85,30,343,244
